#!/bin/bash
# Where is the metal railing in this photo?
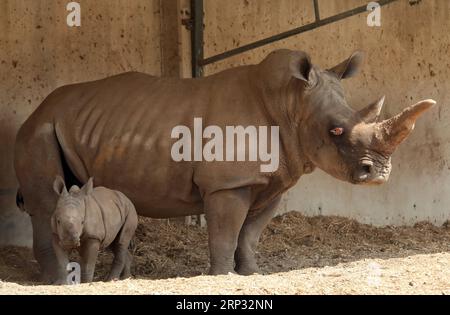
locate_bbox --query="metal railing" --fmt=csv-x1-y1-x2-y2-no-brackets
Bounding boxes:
190,0,400,77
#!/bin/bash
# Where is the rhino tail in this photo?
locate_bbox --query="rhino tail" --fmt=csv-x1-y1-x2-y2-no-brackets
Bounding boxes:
16,188,26,213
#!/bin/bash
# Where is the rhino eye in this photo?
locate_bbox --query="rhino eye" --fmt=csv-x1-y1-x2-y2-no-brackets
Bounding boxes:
330,127,344,136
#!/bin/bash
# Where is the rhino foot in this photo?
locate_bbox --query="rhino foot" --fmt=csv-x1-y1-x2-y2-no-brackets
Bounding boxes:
235,264,260,276
52,278,69,286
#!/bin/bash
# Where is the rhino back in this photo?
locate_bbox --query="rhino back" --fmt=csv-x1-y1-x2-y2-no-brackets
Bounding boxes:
46,69,276,217
83,187,131,247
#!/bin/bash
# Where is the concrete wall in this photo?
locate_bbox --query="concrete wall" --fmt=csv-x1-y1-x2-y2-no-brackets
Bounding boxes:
203,0,450,226
0,0,162,246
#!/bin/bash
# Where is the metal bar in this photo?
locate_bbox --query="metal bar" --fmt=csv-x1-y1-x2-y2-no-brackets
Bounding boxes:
200,0,398,66
313,0,320,22
191,0,204,77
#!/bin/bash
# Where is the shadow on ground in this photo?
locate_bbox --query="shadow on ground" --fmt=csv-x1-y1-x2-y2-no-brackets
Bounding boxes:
1,212,450,285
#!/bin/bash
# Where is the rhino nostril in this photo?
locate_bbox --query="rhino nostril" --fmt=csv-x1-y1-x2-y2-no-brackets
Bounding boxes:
361,160,374,174
355,161,374,182
362,164,372,174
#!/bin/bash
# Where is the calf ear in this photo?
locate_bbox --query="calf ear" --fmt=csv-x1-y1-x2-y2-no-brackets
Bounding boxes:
290,51,315,84
53,176,68,196
81,177,94,196
329,51,364,80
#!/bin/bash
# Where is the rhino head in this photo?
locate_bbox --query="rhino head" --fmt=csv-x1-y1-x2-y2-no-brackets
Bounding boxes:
51,176,94,250
287,50,436,185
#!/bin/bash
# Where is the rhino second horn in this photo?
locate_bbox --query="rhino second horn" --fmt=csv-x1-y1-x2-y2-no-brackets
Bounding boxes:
359,96,385,123
377,99,436,153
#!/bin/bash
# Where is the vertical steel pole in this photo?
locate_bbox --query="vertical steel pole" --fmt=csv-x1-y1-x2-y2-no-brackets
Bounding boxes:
191,0,204,78
313,0,320,22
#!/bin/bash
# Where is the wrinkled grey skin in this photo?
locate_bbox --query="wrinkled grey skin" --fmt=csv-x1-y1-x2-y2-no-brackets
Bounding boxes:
51,176,138,284
14,49,435,283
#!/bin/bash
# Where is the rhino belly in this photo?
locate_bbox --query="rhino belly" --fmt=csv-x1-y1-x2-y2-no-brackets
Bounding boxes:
62,130,203,218
92,157,203,218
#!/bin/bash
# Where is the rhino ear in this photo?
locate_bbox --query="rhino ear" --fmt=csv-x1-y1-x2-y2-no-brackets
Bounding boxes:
290,51,315,84
329,51,364,80
81,177,94,196
53,176,68,196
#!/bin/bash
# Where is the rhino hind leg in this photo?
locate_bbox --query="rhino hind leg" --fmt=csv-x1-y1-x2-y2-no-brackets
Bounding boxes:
14,122,72,283
119,251,132,280
234,197,281,276
32,215,63,283
204,187,251,275
107,244,131,281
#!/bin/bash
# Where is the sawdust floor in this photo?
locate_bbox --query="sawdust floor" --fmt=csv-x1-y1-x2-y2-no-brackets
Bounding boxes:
1,212,450,294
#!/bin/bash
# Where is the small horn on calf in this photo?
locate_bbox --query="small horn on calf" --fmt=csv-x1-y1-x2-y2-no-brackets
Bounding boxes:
376,99,436,153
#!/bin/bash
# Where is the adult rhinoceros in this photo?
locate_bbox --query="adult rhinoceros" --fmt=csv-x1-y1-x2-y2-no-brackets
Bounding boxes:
14,49,435,283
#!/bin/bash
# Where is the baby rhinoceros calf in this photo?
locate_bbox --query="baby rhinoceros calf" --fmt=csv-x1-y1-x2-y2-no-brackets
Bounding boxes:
51,176,138,284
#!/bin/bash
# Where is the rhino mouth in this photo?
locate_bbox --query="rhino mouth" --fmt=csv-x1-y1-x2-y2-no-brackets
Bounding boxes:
352,175,388,186
350,158,391,185
60,239,81,250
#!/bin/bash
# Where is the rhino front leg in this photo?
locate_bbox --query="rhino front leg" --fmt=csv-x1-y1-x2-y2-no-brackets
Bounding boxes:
235,197,281,275
204,187,251,275
79,239,100,283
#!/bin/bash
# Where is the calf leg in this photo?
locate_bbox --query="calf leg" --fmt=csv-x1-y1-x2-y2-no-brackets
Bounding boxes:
107,213,138,281
120,251,133,280
107,244,130,281
203,187,251,275
79,239,100,283
52,235,70,285
234,197,281,275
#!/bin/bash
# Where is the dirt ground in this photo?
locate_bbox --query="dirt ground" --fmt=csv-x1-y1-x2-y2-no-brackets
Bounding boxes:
1,212,450,294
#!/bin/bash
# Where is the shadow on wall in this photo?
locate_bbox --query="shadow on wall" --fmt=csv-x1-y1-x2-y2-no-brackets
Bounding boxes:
0,204,32,248
0,123,32,248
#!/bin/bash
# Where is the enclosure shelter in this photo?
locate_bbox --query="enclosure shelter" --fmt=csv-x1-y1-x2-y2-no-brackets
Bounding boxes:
0,0,448,249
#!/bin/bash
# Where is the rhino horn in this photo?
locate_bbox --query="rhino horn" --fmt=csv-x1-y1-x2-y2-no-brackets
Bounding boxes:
359,96,385,123
376,99,436,153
